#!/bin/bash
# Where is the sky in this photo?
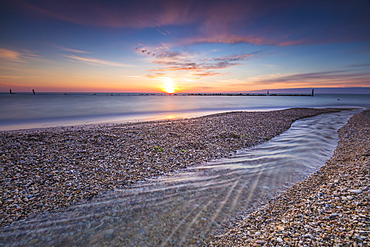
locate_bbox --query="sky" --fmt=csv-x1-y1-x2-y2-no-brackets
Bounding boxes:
0,0,370,93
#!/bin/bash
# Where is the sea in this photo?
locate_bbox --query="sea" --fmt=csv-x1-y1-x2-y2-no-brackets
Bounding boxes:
0,92,369,131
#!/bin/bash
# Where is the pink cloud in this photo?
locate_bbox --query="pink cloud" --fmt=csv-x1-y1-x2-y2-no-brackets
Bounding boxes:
0,48,25,63
0,48,41,63
145,73,167,78
191,72,222,78
64,54,135,67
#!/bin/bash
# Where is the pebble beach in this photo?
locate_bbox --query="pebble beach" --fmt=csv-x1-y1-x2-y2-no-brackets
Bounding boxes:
210,109,370,246
0,108,343,227
1,107,368,246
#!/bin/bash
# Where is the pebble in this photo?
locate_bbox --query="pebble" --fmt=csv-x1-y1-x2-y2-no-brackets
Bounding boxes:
348,189,363,194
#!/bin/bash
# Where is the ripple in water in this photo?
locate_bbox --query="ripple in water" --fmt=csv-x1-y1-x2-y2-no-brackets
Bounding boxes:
0,109,359,246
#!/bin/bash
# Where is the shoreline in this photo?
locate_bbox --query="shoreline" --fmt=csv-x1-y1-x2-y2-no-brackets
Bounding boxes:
1,106,355,133
210,109,370,246
0,108,348,227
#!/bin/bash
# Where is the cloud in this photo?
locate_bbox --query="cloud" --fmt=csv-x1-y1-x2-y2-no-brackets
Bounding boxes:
56,46,89,53
15,0,370,46
64,54,135,67
181,35,306,46
0,75,23,79
240,70,370,88
212,54,254,62
145,73,167,78
191,72,222,78
257,70,369,84
344,63,370,68
152,53,249,71
0,48,39,63
138,48,255,79
0,75,36,79
0,49,24,63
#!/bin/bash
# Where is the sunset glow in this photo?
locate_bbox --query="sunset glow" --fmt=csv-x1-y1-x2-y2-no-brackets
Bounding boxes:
162,78,175,94
0,0,369,93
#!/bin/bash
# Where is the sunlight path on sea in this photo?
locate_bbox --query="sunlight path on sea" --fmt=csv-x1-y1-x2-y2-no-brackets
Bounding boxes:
0,109,360,246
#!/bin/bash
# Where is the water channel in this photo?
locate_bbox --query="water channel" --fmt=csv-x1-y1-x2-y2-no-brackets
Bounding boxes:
0,109,360,246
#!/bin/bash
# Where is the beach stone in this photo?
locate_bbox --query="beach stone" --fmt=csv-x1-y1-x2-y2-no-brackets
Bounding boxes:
29,239,39,245
104,233,114,241
329,213,339,219
348,189,362,194
276,237,283,243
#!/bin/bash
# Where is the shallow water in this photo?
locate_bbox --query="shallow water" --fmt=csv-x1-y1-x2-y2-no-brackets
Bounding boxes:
0,110,359,246
1,93,369,131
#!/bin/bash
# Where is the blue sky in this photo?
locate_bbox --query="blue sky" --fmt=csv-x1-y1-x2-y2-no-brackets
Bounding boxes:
0,0,369,93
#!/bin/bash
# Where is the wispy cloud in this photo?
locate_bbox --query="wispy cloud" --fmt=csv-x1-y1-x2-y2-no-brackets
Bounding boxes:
181,35,306,46
237,69,370,88
56,46,89,53
0,75,23,79
145,73,167,78
255,70,369,84
191,71,222,79
0,75,36,79
344,63,370,68
0,49,24,63
64,54,135,67
0,48,39,63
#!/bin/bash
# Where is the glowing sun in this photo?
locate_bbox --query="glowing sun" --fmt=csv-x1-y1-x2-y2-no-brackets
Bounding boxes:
162,78,175,94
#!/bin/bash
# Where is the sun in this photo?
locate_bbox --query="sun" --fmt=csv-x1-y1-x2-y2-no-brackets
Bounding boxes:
162,77,175,94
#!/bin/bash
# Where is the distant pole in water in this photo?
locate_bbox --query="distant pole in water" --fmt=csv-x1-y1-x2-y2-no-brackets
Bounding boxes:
311,89,315,96
32,89,36,95
9,89,14,94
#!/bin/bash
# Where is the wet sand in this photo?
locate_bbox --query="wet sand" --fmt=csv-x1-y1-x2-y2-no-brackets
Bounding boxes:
0,108,345,227
210,109,370,246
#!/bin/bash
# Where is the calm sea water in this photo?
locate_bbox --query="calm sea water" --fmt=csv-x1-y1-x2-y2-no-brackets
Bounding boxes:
0,93,369,131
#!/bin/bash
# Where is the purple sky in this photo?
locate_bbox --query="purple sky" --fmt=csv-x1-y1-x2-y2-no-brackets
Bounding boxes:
1,0,369,93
